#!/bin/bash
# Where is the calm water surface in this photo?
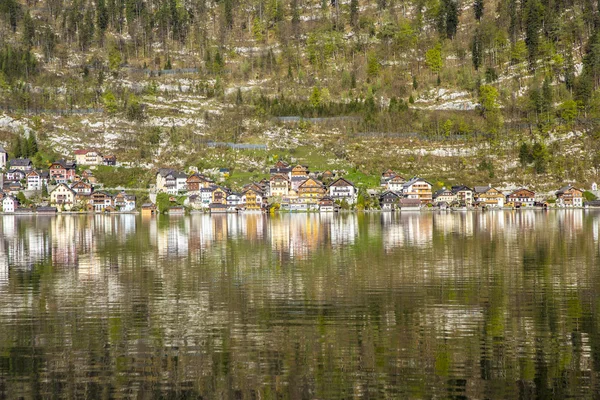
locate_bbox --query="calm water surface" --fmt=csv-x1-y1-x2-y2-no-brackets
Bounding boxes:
1,211,600,399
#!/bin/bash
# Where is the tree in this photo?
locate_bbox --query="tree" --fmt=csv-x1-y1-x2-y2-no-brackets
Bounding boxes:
437,0,459,39
349,0,358,27
310,87,322,108
22,10,35,48
102,90,118,114
524,0,542,70
367,51,380,77
478,84,499,116
126,95,145,121
97,0,109,33
471,29,483,70
519,143,533,166
559,100,578,122
474,0,484,21
425,43,443,74
108,44,122,74
156,192,172,213
532,141,549,173
11,135,22,158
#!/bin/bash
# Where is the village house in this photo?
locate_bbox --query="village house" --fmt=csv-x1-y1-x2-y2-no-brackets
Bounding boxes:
328,177,357,204
186,194,203,210
9,158,33,172
186,173,213,194
291,165,310,191
156,169,188,194
74,149,103,166
380,191,400,211
386,175,406,193
50,183,76,210
473,186,505,208
0,146,7,170
103,155,117,166
49,160,77,183
156,168,174,192
433,188,457,205
555,185,584,207
507,188,535,207
321,170,335,182
90,191,113,212
402,177,433,204
200,186,216,208
211,187,228,204
71,180,93,196
5,169,26,182
242,188,263,210
81,170,97,184
270,160,292,180
298,178,326,203
226,192,243,207
270,174,289,197
26,170,49,191
318,196,337,212
451,185,474,206
6,181,22,193
113,192,136,211
380,169,397,186
2,195,18,213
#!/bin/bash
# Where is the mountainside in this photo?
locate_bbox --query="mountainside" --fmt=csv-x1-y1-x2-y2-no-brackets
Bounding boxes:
1,0,600,191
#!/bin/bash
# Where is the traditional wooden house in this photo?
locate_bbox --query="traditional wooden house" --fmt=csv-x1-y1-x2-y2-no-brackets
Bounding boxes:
186,173,212,193
507,188,535,207
402,177,433,204
386,175,406,193
91,191,113,212
298,178,326,202
433,188,456,204
399,198,422,211
379,191,400,211
473,186,505,208
270,160,292,180
328,177,357,204
71,180,93,196
318,196,337,212
103,155,117,166
321,170,335,182
555,185,584,207
380,169,396,186
114,191,136,211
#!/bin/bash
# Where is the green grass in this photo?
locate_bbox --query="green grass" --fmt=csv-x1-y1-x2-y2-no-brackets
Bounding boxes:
91,166,155,189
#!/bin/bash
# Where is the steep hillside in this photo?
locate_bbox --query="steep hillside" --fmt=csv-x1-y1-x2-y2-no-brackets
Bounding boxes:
1,0,600,190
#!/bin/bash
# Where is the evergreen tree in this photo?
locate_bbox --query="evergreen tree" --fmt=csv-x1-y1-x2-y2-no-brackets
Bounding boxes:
474,0,484,21
349,0,358,27
22,10,35,48
224,0,233,29
525,0,542,70
97,0,109,33
11,136,22,158
471,29,483,70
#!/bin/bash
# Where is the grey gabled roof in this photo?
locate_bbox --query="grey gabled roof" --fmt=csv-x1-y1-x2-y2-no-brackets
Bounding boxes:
10,158,32,166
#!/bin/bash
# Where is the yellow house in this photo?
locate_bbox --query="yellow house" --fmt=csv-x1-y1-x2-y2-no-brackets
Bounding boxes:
242,189,263,210
298,178,326,202
50,183,76,211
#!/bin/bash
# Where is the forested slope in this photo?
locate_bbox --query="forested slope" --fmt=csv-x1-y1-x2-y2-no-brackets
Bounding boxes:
1,0,600,189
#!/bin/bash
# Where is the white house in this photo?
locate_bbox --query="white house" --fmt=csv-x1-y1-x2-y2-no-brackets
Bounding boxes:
50,183,76,210
26,170,49,191
451,185,474,206
386,175,406,192
2,196,18,213
328,177,357,204
9,158,33,171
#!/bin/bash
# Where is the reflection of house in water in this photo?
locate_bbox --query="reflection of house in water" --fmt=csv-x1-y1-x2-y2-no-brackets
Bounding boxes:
51,216,79,266
381,213,434,250
157,217,190,259
0,216,52,269
433,212,474,237
329,214,358,246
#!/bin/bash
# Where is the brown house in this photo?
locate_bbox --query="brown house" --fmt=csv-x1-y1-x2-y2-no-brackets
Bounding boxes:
556,185,584,207
507,188,535,207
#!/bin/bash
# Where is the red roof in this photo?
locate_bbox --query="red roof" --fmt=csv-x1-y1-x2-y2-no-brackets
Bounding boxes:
74,149,91,155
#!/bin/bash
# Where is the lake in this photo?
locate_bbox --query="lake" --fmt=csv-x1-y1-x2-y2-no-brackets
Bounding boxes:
1,211,599,398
